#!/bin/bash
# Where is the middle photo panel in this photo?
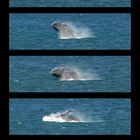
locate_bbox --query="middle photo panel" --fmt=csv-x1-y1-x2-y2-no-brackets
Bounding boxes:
9,56,131,92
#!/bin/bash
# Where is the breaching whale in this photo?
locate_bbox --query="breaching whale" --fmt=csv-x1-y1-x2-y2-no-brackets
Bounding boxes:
50,67,80,80
56,110,80,121
51,21,76,38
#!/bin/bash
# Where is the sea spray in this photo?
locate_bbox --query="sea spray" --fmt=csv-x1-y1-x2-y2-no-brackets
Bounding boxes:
74,111,104,123
42,110,104,123
56,21,95,39
57,65,101,81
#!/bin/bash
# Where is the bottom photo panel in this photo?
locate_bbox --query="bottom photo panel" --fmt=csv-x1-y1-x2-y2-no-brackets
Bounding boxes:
10,99,131,135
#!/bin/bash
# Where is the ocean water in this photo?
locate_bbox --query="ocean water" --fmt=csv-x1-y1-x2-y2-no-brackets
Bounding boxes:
9,56,131,92
9,0,131,7
10,99,131,135
10,13,131,50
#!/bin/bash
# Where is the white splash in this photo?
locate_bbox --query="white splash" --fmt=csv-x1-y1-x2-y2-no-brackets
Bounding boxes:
58,21,95,39
42,111,81,123
42,110,104,123
13,79,20,82
59,65,101,81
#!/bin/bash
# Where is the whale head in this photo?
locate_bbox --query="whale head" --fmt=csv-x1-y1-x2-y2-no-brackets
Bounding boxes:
50,67,63,78
51,67,80,80
51,21,77,39
51,21,62,31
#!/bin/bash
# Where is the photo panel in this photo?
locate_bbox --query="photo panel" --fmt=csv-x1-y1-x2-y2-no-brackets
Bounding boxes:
9,0,131,7
10,98,131,135
10,13,131,50
9,56,131,92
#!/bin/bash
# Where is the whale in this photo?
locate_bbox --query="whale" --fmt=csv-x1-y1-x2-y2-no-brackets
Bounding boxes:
42,110,81,122
50,67,80,80
51,21,76,38
57,110,80,121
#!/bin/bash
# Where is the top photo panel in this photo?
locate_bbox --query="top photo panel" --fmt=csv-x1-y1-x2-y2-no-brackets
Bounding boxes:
9,0,131,7
10,13,131,50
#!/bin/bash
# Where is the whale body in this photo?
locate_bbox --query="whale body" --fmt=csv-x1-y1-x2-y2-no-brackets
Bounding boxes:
51,21,76,38
57,110,80,121
50,67,80,80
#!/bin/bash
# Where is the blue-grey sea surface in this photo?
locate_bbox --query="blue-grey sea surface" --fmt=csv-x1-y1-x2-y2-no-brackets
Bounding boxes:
10,99,131,135
10,13,131,50
9,0,131,7
9,56,131,92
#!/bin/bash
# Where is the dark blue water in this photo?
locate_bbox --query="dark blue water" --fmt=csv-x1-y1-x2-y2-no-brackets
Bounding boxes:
10,13,130,50
10,56,131,92
9,0,131,7
10,99,131,135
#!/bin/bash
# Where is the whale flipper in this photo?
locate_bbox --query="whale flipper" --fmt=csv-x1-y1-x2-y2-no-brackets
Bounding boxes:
57,110,80,121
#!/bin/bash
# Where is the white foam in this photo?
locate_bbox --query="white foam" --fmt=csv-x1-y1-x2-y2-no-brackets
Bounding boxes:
60,79,88,81
42,110,104,123
17,121,22,124
13,79,20,82
42,112,80,123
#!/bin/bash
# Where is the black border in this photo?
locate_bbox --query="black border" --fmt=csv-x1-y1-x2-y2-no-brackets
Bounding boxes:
1,0,139,139
9,135,132,139
131,0,140,137
0,0,9,137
